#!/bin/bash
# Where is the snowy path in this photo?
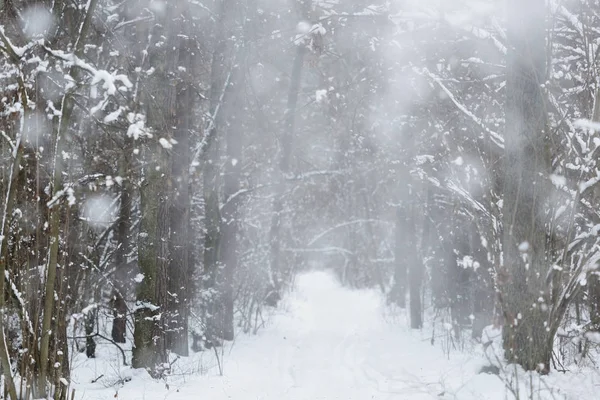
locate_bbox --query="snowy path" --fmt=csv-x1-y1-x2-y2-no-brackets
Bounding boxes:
173,271,464,399
253,272,452,399
72,271,597,400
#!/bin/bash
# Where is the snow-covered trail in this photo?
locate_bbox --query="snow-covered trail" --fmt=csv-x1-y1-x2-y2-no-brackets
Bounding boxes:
164,270,457,400
220,270,458,400
75,271,593,400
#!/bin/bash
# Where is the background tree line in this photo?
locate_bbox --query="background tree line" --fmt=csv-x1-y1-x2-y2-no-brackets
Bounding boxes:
2,0,600,398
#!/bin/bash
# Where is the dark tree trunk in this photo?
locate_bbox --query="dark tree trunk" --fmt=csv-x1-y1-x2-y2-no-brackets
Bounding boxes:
470,226,494,340
110,286,128,345
590,275,600,329
267,0,309,306
85,309,97,358
155,176,171,366
448,229,472,334
111,138,132,344
133,171,159,370
132,151,169,374
407,185,434,330
202,0,232,348
587,83,600,329
202,155,222,347
390,206,407,307
501,0,551,372
406,199,423,329
133,3,194,366
209,0,248,343
166,12,195,357
220,88,243,340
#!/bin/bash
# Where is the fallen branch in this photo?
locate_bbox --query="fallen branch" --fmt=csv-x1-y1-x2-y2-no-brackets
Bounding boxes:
68,333,128,366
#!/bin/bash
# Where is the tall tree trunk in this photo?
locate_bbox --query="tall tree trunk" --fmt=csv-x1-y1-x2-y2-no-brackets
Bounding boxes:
38,2,99,394
202,0,238,347
0,104,24,400
132,151,170,373
134,2,196,365
202,137,222,347
501,0,551,372
408,200,423,329
167,29,195,356
111,138,132,343
470,225,494,340
203,3,225,348
390,206,407,307
587,80,600,329
219,69,244,341
40,88,73,398
267,6,308,304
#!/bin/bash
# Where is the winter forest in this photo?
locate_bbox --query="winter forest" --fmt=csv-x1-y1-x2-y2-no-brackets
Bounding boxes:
3,0,600,398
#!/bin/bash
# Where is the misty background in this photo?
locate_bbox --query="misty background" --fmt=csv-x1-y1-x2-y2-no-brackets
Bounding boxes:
2,0,600,398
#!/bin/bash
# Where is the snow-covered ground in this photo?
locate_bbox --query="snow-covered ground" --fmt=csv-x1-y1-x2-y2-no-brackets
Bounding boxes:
70,271,600,399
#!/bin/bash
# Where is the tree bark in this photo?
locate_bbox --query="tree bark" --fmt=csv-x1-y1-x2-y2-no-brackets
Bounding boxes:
408,201,423,329
267,33,307,305
219,75,243,340
587,78,600,329
501,0,551,372
111,138,132,344
202,0,239,347
0,114,23,400
38,1,99,394
166,30,195,355
390,206,407,307
132,149,169,374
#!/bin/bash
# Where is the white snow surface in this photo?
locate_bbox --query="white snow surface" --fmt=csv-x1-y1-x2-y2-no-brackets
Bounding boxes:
71,271,600,399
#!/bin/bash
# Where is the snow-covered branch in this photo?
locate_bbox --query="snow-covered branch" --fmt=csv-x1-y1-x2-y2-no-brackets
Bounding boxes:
307,219,394,247
418,67,504,150
0,131,15,153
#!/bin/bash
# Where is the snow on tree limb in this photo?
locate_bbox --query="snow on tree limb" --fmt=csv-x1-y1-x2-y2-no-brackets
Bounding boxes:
418,67,504,150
